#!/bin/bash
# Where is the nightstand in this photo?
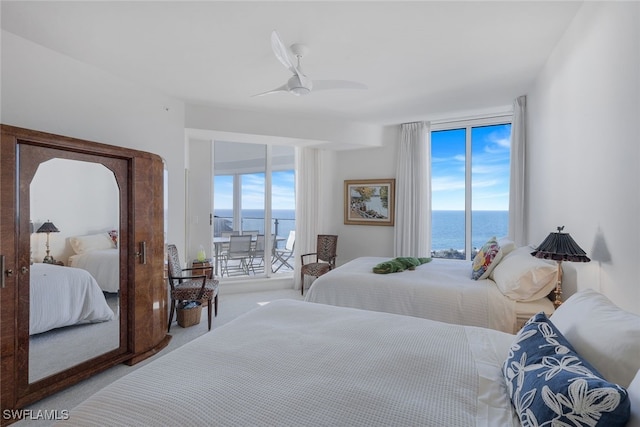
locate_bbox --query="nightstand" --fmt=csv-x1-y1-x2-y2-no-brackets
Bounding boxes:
192,259,213,278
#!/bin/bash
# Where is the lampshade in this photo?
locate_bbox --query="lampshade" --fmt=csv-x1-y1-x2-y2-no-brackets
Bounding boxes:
531,226,590,263
36,221,59,234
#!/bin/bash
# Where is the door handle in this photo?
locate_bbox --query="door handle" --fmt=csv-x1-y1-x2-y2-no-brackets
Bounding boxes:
1,255,13,288
136,241,147,265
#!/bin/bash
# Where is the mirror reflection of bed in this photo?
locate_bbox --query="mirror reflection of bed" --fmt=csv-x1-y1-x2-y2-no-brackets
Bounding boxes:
29,158,120,383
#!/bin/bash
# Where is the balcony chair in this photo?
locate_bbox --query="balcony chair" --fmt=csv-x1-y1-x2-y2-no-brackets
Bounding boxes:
272,230,295,273
248,234,266,274
300,234,338,295
219,230,240,257
167,244,219,332
222,234,252,276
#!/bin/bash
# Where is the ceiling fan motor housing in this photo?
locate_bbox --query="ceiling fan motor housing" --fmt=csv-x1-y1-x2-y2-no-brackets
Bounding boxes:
287,75,312,96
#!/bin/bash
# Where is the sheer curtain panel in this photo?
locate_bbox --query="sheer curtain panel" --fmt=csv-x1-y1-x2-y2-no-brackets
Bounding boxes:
509,95,527,246
294,147,326,291
394,122,431,257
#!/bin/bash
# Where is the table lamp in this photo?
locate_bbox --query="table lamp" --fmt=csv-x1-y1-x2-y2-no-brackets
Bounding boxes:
530,226,590,308
36,220,60,264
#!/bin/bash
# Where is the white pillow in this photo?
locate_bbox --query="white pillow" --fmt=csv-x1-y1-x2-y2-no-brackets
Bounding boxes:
69,233,114,254
628,370,640,427
550,289,640,388
497,237,516,256
490,246,557,302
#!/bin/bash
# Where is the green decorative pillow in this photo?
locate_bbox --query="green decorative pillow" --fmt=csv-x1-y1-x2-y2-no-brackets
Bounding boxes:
372,257,431,274
471,237,502,280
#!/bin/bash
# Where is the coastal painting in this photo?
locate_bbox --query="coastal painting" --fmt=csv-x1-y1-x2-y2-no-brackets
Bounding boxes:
344,179,395,226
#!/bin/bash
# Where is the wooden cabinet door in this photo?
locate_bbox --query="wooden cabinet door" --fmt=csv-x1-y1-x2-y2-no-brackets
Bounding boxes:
127,154,170,364
0,130,18,418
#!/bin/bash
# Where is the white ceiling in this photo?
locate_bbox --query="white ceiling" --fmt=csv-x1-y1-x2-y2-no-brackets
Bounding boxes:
1,1,582,126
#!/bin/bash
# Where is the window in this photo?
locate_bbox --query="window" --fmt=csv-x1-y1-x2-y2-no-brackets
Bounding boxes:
213,142,295,276
431,118,511,260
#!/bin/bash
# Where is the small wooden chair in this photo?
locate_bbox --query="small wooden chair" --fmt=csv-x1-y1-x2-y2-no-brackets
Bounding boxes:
300,235,338,295
167,244,219,332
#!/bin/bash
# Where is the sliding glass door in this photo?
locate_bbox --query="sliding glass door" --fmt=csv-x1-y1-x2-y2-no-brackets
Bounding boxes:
213,141,295,278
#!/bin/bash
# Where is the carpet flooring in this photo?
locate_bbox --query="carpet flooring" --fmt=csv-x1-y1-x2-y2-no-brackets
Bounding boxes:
15,288,304,427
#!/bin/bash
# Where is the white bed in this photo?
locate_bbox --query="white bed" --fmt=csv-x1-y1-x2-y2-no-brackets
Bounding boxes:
61,299,519,426
305,256,555,333
59,291,638,427
68,248,119,293
30,263,115,335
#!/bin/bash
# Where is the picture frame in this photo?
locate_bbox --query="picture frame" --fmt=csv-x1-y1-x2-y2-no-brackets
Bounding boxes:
344,179,395,226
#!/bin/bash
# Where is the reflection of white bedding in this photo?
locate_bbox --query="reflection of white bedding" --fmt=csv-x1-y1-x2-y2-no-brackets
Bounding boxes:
61,300,519,426
305,257,552,333
30,263,114,335
68,248,119,293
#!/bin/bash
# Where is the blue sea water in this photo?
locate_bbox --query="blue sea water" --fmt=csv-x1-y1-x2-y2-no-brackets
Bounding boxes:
433,210,508,251
215,209,508,251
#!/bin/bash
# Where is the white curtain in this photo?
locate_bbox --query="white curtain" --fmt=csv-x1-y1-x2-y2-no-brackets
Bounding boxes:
509,95,527,246
394,122,431,257
293,147,325,291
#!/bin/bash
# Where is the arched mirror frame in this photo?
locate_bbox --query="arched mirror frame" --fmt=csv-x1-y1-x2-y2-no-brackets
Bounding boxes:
15,141,131,402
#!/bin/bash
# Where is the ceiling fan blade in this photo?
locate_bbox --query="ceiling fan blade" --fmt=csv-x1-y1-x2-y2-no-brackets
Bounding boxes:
271,30,310,88
251,83,289,97
312,80,368,91
270,30,296,74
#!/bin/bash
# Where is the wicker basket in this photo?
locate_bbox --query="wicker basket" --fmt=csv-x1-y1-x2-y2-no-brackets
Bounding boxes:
177,301,202,328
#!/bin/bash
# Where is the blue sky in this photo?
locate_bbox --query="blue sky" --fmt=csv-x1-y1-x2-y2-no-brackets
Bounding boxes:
431,124,511,211
214,170,296,210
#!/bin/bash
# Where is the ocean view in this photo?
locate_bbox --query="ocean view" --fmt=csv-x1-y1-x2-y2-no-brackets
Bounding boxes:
214,209,508,252
432,210,508,251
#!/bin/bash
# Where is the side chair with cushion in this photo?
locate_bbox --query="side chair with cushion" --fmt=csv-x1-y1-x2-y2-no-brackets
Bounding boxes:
300,234,338,295
167,244,219,332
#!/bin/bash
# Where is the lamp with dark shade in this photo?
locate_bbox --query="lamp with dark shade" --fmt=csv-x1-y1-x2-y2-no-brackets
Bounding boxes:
530,226,590,308
36,220,60,264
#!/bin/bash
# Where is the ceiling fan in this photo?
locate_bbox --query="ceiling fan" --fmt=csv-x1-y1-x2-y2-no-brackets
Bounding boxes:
253,30,367,97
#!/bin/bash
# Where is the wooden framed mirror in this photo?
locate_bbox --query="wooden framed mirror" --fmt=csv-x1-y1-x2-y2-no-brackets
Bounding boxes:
19,144,129,389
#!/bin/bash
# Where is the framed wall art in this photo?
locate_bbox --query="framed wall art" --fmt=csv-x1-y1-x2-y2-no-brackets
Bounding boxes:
344,178,395,226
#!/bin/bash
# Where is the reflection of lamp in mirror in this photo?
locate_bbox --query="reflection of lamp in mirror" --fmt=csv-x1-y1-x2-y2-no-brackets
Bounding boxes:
36,220,60,264
531,226,591,308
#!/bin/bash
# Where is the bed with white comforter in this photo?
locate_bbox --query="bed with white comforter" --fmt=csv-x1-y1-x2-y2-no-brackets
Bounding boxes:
68,248,119,293
305,257,554,333
60,291,639,426
30,263,115,335
60,299,519,426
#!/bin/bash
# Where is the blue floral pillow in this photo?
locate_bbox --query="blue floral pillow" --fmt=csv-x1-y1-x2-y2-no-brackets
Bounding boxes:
503,312,630,426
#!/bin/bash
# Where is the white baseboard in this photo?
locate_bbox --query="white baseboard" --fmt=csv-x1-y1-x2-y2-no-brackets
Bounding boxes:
218,274,295,295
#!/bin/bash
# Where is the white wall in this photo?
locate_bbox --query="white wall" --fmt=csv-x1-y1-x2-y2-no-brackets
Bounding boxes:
186,104,385,150
30,159,118,263
527,2,640,313
1,31,187,253
333,126,399,264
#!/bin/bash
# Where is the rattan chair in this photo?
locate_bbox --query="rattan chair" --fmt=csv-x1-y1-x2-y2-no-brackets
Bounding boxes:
167,244,219,332
300,234,338,295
